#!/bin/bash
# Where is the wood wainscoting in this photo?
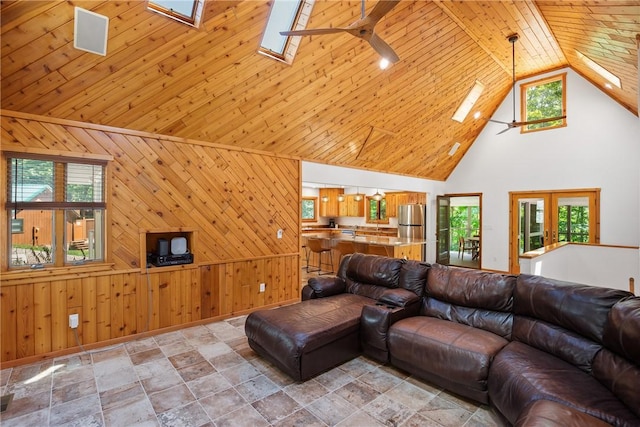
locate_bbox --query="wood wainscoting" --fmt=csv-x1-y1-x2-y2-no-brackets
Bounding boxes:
1,256,299,365
0,111,302,365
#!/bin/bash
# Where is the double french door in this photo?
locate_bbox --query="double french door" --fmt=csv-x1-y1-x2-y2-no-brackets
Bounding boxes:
509,189,600,273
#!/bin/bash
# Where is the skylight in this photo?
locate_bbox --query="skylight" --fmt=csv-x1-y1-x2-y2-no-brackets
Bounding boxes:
452,80,485,123
259,0,315,64
147,0,204,27
576,50,621,89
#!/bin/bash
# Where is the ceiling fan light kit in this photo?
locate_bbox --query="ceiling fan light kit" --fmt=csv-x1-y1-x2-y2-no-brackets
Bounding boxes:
489,33,566,134
280,0,400,64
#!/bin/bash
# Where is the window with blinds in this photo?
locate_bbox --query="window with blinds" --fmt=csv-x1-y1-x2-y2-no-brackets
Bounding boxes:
6,153,106,268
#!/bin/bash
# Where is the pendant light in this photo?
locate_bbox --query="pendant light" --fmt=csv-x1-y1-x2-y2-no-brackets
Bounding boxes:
372,189,383,201
321,185,329,203
354,187,363,202
337,194,345,202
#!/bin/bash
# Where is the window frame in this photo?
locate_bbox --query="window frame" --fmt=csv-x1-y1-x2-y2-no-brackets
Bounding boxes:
366,196,389,224
520,73,567,134
4,151,109,269
301,197,317,222
258,0,314,64
147,0,204,28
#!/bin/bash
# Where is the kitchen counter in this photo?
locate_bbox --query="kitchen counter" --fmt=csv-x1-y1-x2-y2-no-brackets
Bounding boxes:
304,232,426,247
303,232,426,262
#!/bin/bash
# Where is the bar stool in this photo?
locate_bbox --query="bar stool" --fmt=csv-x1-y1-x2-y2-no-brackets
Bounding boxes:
306,238,333,275
301,236,310,272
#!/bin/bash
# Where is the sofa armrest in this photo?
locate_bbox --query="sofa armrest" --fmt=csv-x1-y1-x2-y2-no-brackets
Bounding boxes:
378,288,420,307
360,302,420,363
301,276,346,300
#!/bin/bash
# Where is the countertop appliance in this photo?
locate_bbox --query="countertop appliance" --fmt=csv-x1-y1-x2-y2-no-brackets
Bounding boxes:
398,204,426,240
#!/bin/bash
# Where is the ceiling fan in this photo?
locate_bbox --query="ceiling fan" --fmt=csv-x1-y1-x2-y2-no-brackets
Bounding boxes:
279,0,400,64
489,34,566,135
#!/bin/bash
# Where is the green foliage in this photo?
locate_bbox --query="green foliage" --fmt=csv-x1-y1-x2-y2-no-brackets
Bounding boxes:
557,206,589,242
301,199,316,220
449,206,479,247
525,79,563,130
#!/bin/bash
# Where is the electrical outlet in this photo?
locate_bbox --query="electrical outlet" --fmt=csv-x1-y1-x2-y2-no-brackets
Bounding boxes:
277,229,283,239
259,283,266,292
69,314,79,329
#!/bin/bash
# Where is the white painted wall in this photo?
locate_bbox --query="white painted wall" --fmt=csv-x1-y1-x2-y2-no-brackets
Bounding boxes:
519,244,639,295
446,68,640,272
303,69,640,273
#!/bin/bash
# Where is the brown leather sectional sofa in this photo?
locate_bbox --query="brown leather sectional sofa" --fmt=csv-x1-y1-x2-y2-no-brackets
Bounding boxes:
245,253,640,426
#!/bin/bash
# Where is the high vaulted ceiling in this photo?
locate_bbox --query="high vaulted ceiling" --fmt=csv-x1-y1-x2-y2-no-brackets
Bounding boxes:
2,1,639,180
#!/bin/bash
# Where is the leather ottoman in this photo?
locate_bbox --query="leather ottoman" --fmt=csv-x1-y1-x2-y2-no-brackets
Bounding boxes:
245,293,373,381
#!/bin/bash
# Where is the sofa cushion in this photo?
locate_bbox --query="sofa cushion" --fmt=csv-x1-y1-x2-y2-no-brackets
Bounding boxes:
592,348,640,420
398,260,429,296
515,400,613,427
488,341,639,426
515,275,632,344
426,264,516,311
602,297,640,365
389,316,509,403
513,316,602,373
343,253,403,299
422,264,516,339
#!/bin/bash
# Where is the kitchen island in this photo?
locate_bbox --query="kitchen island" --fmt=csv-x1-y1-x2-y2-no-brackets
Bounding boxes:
302,232,427,272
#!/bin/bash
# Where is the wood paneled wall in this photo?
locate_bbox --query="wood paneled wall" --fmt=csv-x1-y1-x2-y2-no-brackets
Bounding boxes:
0,110,301,365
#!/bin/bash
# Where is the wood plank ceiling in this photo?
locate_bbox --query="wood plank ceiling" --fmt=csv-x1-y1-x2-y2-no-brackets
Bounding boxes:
2,1,639,180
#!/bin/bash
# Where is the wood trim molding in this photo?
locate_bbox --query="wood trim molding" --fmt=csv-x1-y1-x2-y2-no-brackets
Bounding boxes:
0,110,300,161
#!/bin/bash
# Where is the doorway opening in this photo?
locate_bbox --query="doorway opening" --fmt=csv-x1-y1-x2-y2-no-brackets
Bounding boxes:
437,194,481,269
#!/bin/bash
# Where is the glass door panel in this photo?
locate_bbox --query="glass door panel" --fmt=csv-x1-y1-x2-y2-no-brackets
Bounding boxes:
436,196,450,265
519,198,547,253
553,195,593,243
510,189,599,273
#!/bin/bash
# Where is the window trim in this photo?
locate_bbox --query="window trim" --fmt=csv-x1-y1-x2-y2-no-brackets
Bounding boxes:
520,72,567,134
4,150,110,269
147,0,204,28
301,197,317,222
258,0,315,64
366,196,389,224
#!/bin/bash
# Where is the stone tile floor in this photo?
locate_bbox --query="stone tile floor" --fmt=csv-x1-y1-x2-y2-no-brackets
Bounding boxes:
0,315,505,426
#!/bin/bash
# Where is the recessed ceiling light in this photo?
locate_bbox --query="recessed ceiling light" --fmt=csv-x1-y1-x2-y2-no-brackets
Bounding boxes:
473,111,482,119
452,80,485,123
576,50,621,89
379,58,390,70
604,83,613,90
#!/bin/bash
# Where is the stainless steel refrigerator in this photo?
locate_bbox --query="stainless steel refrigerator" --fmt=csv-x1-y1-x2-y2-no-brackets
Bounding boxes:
398,204,426,240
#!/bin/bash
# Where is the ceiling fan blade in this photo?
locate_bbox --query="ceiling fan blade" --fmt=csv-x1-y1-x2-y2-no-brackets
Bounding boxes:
496,127,513,135
519,115,566,126
368,32,400,63
488,119,512,125
280,28,346,36
367,0,401,23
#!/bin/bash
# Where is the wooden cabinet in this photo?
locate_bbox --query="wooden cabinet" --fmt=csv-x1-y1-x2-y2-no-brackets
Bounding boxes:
385,192,427,217
338,195,364,217
319,188,344,217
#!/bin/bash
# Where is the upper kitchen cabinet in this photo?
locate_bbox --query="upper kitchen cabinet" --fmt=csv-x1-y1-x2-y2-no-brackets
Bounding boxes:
386,192,427,217
338,195,365,217
319,188,344,217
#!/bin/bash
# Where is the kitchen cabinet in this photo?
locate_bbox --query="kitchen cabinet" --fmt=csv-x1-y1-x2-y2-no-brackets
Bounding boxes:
319,188,344,217
338,195,364,217
385,192,427,217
